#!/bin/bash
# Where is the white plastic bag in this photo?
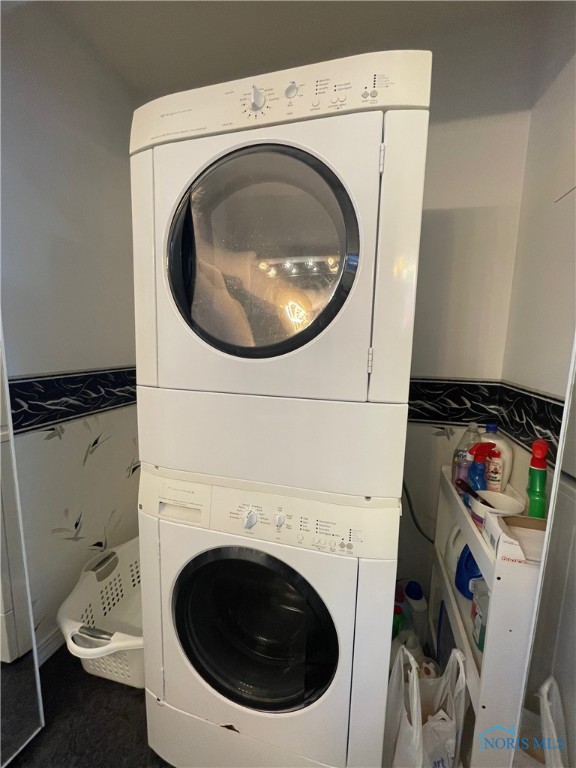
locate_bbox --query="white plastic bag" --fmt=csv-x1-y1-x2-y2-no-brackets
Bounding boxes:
539,677,567,768
383,645,467,768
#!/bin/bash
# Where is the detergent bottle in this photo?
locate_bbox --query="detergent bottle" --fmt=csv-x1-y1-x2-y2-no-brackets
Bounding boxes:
464,442,495,507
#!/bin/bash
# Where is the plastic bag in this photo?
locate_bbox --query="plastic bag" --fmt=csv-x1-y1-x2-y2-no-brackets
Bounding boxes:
383,645,467,768
539,677,567,768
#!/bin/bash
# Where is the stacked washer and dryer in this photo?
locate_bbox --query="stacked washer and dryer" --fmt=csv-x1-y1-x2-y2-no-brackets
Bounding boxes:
130,51,431,768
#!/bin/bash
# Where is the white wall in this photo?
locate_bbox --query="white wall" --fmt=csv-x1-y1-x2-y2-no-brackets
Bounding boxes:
512,57,576,765
1,3,137,376
503,56,576,398
412,112,530,380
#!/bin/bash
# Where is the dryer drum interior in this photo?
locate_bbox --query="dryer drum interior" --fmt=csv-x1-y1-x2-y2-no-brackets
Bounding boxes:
173,546,339,712
168,145,360,358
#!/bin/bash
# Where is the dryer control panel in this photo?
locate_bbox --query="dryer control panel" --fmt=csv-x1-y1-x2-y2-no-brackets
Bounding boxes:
130,50,431,152
149,470,400,560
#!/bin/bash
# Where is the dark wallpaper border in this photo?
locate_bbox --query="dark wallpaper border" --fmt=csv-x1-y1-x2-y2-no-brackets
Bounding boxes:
8,369,564,463
9,367,136,435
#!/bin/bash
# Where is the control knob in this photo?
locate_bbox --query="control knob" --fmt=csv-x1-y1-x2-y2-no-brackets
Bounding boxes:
285,81,298,99
274,514,285,528
244,510,258,529
250,85,266,111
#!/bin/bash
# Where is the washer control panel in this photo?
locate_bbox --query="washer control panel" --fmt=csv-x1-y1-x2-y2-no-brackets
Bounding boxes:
131,50,431,153
212,486,399,560
155,475,400,560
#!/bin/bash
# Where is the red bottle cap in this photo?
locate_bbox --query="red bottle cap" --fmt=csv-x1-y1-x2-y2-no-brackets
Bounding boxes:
531,439,548,470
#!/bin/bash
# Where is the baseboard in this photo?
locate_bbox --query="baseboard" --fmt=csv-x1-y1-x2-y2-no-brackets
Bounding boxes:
37,626,64,665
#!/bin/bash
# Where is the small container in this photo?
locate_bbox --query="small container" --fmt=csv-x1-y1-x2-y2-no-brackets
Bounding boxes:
470,489,525,528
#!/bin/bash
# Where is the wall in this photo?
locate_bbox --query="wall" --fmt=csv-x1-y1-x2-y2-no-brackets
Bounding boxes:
412,111,530,380
1,3,140,659
503,56,576,398
515,56,576,765
1,3,136,376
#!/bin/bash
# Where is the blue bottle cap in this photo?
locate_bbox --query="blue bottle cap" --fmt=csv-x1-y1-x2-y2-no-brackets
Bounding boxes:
485,423,498,432
405,581,424,600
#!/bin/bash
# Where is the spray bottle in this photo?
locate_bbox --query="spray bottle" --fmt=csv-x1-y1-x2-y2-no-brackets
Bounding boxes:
527,439,548,518
464,442,495,507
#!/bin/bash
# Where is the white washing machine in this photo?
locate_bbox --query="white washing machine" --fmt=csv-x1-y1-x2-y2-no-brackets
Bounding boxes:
130,51,431,497
139,463,400,768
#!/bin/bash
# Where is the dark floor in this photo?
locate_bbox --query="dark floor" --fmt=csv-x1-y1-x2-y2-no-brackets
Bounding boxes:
9,647,171,768
1,652,43,762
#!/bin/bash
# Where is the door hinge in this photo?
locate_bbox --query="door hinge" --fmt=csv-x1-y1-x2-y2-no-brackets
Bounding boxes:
379,143,385,174
367,347,374,374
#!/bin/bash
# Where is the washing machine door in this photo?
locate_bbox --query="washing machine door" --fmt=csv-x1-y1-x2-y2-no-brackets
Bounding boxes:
172,546,339,712
152,111,383,401
168,145,359,359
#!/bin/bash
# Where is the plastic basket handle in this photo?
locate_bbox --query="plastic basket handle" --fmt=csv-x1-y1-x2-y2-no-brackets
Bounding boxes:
60,618,143,659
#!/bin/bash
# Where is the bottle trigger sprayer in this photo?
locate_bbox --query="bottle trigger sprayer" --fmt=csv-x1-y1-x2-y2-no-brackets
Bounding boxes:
527,439,548,518
465,442,496,507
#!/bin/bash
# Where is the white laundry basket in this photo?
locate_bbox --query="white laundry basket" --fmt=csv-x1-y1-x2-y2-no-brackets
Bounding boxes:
57,537,144,688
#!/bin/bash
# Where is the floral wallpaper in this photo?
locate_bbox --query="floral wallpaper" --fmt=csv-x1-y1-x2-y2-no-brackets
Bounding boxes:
12,399,139,660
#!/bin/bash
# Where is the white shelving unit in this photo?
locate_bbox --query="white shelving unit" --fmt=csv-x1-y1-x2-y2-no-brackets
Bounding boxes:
430,467,541,768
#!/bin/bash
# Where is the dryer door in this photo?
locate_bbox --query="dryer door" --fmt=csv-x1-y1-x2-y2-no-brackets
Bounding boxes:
168,145,359,359
173,546,338,712
152,111,383,401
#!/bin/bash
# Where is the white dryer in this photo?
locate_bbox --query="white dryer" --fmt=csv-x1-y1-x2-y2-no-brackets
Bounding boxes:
139,464,400,768
130,51,431,497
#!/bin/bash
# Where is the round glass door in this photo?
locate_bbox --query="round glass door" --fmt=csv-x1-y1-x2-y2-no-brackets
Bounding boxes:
168,145,359,358
173,547,339,712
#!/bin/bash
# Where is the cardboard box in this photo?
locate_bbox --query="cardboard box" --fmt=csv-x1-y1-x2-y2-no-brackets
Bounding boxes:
482,514,546,564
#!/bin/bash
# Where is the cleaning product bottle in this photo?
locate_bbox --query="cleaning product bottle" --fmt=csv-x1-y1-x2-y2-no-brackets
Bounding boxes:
486,447,504,492
392,605,405,638
404,581,428,648
452,422,480,489
455,545,482,599
527,439,548,518
464,442,495,507
481,422,513,490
